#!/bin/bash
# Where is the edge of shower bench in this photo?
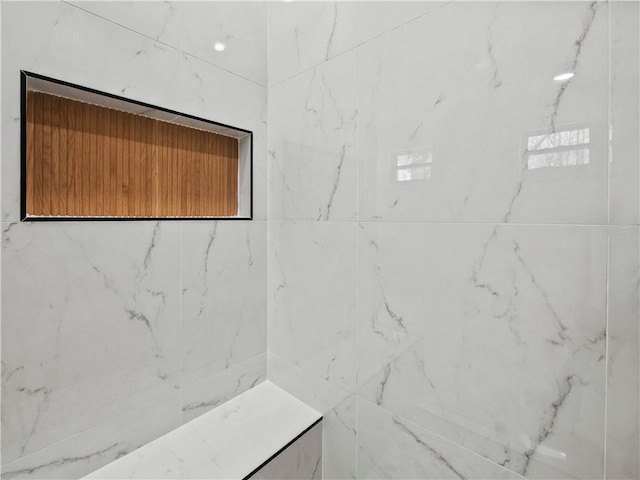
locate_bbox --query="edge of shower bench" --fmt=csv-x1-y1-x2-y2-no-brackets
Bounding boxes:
82,381,322,480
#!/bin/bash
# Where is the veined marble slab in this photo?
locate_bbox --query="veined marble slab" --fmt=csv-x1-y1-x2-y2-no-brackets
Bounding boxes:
83,382,322,480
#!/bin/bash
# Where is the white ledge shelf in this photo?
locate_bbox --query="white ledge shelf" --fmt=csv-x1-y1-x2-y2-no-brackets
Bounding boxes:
83,382,322,480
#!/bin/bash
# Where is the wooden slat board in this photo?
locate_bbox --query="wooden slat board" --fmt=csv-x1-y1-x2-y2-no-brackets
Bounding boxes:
26,91,239,218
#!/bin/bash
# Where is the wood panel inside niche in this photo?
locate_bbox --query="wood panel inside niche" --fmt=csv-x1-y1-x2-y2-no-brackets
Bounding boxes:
26,91,238,218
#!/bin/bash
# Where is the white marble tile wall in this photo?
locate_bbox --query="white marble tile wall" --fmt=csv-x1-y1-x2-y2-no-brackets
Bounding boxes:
266,220,358,477
609,1,640,226
606,227,640,479
268,221,357,392
357,399,521,480
357,1,609,225
181,221,266,386
2,393,182,480
269,52,358,222
1,222,182,465
1,1,268,478
358,223,608,479
181,353,266,425
67,1,267,87
267,1,639,479
267,1,449,87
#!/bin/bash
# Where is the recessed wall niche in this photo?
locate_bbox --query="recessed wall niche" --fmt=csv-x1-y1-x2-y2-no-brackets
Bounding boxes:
20,71,253,220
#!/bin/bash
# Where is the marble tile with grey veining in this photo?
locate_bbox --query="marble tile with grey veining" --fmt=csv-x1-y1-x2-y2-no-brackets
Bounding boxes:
353,1,451,49
357,1,609,224
67,1,267,86
83,419,227,480
267,353,353,417
359,337,504,462
609,0,639,226
176,50,266,136
2,221,181,465
358,222,607,479
267,1,448,86
181,353,266,424
357,398,521,480
322,394,357,480
269,52,357,221
183,381,320,479
268,2,358,86
1,393,181,480
606,227,640,480
181,221,266,387
268,222,357,392
178,2,267,86
65,1,182,49
85,382,320,480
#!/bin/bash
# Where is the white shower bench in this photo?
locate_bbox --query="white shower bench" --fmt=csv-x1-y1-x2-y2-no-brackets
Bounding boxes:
82,382,322,479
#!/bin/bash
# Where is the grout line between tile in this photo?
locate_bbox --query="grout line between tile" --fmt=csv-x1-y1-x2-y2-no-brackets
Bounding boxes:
604,8,612,477
357,395,527,480
607,0,612,227
60,0,265,89
269,0,455,89
266,0,272,384
267,219,636,228
354,34,361,479
179,220,184,425
603,233,611,479
0,389,180,470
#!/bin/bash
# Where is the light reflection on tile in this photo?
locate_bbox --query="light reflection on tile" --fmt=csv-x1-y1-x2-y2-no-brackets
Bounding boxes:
395,148,433,182
357,1,609,224
525,126,590,170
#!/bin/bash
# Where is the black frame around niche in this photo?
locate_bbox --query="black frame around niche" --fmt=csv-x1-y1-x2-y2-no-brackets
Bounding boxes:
20,70,254,222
